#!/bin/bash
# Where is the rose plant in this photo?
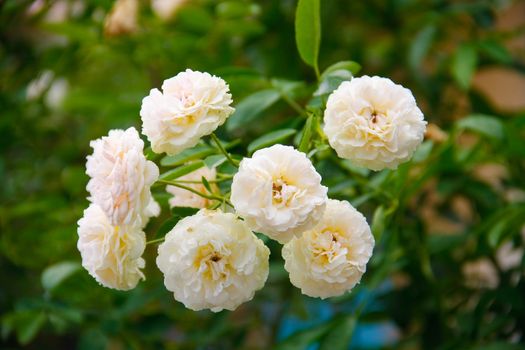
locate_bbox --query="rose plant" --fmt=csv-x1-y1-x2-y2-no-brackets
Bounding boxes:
3,0,524,348
76,1,427,313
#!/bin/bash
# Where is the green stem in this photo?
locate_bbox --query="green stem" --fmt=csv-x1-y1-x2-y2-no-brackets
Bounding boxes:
146,237,165,245
157,179,233,207
167,177,230,184
209,201,223,210
216,173,234,180
280,93,305,115
210,133,239,167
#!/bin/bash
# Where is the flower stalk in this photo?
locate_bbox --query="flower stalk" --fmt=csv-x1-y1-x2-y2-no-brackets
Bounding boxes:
146,237,165,245
157,179,233,207
210,133,239,167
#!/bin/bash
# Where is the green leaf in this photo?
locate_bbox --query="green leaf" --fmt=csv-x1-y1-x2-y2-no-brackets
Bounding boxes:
488,219,508,248
276,324,331,350
159,161,205,181
144,146,161,161
216,1,261,18
156,216,182,238
47,307,83,333
157,207,199,238
328,179,356,197
271,79,307,99
171,206,200,217
457,114,504,140
41,261,81,292
248,129,297,154
371,205,386,240
295,0,321,75
320,61,361,80
340,160,370,177
427,234,468,254
5,310,47,345
413,140,434,163
201,176,212,193
478,40,513,64
226,89,281,131
298,114,315,153
487,207,525,248
314,69,353,97
452,43,478,90
161,145,214,167
319,316,356,350
78,329,108,350
19,312,46,345
409,25,436,71
203,154,227,169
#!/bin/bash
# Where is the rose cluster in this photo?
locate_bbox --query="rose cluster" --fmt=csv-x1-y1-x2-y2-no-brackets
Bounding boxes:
78,127,159,290
77,69,426,311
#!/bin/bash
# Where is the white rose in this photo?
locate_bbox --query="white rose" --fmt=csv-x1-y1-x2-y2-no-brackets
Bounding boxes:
45,77,68,110
104,0,138,37
151,0,186,21
167,166,218,209
26,70,54,100
77,204,146,291
282,199,374,299
462,259,499,289
86,127,160,227
230,144,327,244
140,69,235,155
156,209,270,312
323,76,427,171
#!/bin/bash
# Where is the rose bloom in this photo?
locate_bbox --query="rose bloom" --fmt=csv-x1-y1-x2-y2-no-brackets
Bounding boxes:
151,0,186,21
167,166,218,209
230,144,328,244
323,76,427,171
140,69,235,155
156,209,270,312
282,199,374,298
86,127,159,227
104,0,138,37
462,259,499,289
77,204,146,291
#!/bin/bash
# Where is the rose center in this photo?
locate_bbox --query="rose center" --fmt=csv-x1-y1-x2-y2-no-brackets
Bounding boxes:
272,178,297,206
272,183,283,200
309,228,347,264
194,245,229,281
371,111,378,123
360,107,386,126
173,114,195,126
321,228,340,244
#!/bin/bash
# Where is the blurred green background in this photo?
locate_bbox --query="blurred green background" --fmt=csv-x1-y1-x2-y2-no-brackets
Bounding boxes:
1,0,525,349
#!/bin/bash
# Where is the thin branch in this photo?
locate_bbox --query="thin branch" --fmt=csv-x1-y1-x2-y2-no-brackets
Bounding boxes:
146,237,165,245
210,133,239,167
209,201,223,210
157,179,233,207
158,180,221,201
280,93,306,115
216,173,234,180
167,178,230,184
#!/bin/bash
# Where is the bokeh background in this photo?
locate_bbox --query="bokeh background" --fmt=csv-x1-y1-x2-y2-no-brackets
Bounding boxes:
1,0,525,349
